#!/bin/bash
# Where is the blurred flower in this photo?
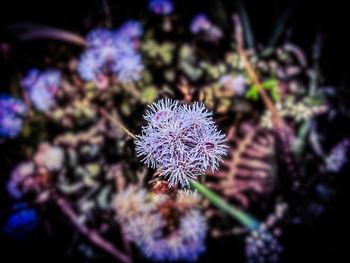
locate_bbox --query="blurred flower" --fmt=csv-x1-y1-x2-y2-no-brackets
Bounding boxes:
0,94,27,138
117,20,144,39
177,189,201,209
245,227,283,263
0,111,23,138
78,27,144,83
113,185,155,223
7,161,35,199
77,49,103,81
148,0,174,15
86,28,114,48
113,52,144,83
22,69,62,112
2,203,38,241
0,94,27,116
135,99,227,187
34,142,64,171
142,209,207,262
325,138,349,172
113,185,207,261
245,202,287,263
190,14,212,34
219,74,246,96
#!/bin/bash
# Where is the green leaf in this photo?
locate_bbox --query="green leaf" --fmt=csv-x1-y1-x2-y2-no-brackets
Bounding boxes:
141,86,158,104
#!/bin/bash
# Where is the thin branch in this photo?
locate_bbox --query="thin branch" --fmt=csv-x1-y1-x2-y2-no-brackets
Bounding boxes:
233,14,283,128
56,197,132,263
6,23,86,46
99,108,138,140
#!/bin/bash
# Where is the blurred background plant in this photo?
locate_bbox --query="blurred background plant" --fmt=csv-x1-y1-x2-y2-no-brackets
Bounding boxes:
0,0,349,263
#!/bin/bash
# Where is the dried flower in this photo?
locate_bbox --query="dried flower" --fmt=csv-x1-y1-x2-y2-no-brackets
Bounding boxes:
135,99,227,187
260,98,327,129
177,189,201,209
34,142,64,171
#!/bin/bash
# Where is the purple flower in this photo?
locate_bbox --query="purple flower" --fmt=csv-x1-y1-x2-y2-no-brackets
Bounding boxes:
78,27,144,83
245,202,287,263
117,20,144,39
113,186,207,261
148,0,174,15
219,74,246,96
0,94,27,116
78,49,103,81
245,227,283,263
22,69,62,112
135,99,227,187
190,14,212,34
7,161,35,199
142,209,207,261
0,111,23,138
113,52,144,83
86,28,114,48
2,203,37,241
0,94,27,138
326,138,349,172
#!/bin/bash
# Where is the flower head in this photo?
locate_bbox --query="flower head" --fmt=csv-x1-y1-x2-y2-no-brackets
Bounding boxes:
141,209,207,261
34,142,64,171
326,138,349,172
0,94,27,138
117,20,144,39
149,0,174,15
22,69,62,112
78,27,144,83
86,28,114,47
245,202,287,263
7,161,35,199
113,185,207,261
77,49,103,81
190,14,212,34
0,94,27,116
113,52,144,83
135,99,227,187
219,74,246,96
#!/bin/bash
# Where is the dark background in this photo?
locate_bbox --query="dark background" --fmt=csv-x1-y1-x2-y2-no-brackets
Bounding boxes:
0,1,349,262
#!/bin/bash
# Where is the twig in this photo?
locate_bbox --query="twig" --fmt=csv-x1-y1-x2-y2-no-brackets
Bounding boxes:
56,197,132,263
122,83,141,98
6,23,86,46
99,108,138,140
233,14,283,128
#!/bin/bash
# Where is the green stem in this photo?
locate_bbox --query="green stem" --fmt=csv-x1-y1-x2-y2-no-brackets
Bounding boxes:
189,180,260,230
